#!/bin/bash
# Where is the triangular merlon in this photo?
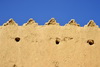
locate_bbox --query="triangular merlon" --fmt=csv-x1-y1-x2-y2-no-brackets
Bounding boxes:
23,18,38,26
45,18,60,25
84,20,99,27
65,19,80,26
3,19,18,26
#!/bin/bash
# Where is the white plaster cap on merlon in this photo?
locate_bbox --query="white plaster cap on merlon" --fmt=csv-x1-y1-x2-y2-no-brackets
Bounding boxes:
64,19,80,26
45,18,60,25
23,18,38,26
84,20,99,28
3,18,18,26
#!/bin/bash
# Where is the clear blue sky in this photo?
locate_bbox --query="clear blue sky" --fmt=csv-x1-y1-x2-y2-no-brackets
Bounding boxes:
0,0,100,26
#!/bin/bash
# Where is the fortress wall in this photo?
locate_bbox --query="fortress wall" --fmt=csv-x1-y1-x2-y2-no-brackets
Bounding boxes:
0,18,100,67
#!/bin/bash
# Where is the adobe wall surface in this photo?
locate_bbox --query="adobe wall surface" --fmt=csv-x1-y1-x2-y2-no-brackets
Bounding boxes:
0,18,100,67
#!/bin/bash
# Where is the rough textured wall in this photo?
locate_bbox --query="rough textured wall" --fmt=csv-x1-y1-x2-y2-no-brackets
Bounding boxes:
0,18,100,67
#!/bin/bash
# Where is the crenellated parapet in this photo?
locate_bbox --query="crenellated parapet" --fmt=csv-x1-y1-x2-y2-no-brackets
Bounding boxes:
0,18,99,28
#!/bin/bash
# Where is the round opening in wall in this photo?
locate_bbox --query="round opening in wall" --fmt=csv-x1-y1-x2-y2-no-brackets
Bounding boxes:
87,39,94,45
55,38,60,45
15,37,20,42
56,40,60,44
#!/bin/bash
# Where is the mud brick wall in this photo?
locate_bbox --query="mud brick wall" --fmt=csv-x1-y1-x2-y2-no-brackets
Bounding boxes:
0,18,100,67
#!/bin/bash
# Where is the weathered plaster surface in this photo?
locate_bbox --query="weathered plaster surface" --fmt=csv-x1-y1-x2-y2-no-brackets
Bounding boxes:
0,18,100,67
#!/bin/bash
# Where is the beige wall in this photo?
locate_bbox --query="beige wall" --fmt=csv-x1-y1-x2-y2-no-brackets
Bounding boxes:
0,18,100,67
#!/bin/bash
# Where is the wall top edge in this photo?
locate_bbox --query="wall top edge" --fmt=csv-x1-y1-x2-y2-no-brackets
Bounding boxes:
0,18,99,28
